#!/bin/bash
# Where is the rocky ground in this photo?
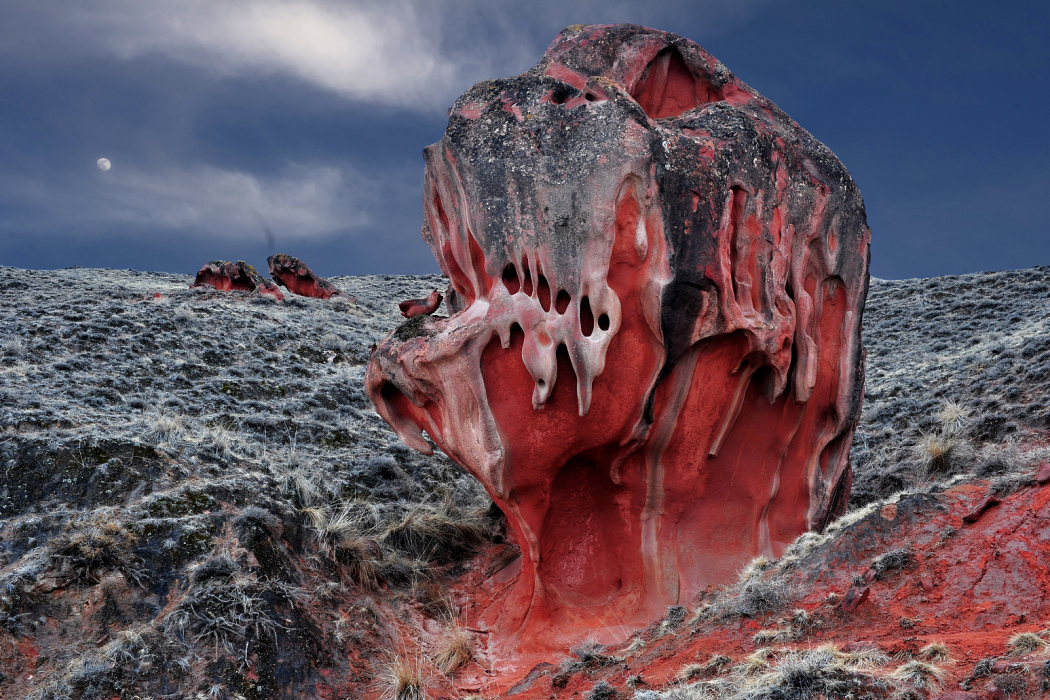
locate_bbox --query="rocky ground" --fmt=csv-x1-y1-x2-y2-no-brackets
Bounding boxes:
2,264,1050,700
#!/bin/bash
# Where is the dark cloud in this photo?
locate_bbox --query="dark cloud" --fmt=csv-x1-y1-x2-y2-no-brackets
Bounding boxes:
0,0,1047,278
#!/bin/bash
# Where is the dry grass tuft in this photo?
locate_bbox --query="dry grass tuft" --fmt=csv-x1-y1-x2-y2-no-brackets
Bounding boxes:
788,608,817,630
913,430,973,475
679,654,731,682
918,642,954,663
47,514,145,587
870,547,912,579
891,660,947,689
306,505,381,588
1009,631,1049,656
381,656,427,700
381,502,485,565
143,410,187,445
739,647,776,676
677,662,704,682
746,647,888,699
720,572,793,619
688,603,713,625
738,555,771,581
937,399,970,433
569,638,606,664
432,622,472,675
753,627,791,644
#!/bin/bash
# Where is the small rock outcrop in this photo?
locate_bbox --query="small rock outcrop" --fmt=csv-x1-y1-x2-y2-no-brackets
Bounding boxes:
191,260,284,300
267,253,349,300
399,290,444,318
366,24,869,648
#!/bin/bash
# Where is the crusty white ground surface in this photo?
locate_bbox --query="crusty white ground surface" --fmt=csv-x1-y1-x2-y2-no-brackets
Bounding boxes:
852,266,1050,504
3,264,1048,514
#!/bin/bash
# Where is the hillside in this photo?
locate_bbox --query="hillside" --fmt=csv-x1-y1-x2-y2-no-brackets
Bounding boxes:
2,264,1050,700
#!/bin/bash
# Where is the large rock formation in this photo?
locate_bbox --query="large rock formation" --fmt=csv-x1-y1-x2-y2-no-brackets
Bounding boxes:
267,253,349,300
366,24,870,647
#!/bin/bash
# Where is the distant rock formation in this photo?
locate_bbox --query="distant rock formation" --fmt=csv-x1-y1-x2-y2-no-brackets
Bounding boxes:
267,254,349,300
399,290,443,318
366,24,870,648
191,260,284,300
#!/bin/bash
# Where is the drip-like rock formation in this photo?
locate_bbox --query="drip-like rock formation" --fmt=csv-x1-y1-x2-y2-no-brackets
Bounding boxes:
366,24,870,648
267,254,349,300
191,260,284,300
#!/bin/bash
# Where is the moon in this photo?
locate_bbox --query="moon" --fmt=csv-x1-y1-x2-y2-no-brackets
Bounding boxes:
97,158,111,171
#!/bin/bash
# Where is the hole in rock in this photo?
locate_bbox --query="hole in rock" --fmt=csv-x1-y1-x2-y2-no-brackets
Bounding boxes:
502,265,521,294
537,379,546,389
537,275,552,312
522,264,534,297
585,92,598,102
380,380,407,405
557,343,576,387
555,290,571,314
580,297,595,337
598,314,610,331
379,380,426,429
630,45,721,119
551,86,574,104
510,322,525,347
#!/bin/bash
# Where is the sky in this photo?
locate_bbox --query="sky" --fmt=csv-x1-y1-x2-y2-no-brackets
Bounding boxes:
0,1,1047,280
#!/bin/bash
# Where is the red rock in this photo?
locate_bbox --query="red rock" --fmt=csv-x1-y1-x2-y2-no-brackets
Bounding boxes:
920,574,935,592
841,586,870,613
191,260,284,300
963,494,1001,524
366,24,869,650
399,290,444,318
1036,462,1050,484
931,693,980,700
266,254,349,300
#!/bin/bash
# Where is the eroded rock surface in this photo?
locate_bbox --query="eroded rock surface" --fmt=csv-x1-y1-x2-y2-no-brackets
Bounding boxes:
399,290,444,318
191,260,284,300
367,24,870,647
267,253,349,300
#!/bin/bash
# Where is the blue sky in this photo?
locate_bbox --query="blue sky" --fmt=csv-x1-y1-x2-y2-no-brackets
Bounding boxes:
1,0,1047,280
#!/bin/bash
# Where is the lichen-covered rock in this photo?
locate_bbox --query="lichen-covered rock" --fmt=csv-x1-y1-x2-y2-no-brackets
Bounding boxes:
267,253,350,300
366,24,870,647
191,260,284,300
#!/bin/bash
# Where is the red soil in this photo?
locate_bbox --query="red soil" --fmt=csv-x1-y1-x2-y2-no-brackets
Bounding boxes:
418,475,1050,698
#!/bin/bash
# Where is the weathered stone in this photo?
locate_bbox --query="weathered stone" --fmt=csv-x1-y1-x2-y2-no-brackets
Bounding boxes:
366,24,869,647
963,494,1001,524
399,290,443,318
267,253,349,300
191,260,284,300
1036,461,1050,484
841,586,870,613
